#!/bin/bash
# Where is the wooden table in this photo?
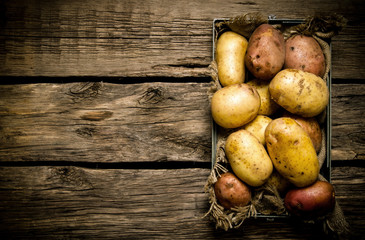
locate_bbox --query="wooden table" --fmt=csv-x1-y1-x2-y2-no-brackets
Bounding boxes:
0,0,364,239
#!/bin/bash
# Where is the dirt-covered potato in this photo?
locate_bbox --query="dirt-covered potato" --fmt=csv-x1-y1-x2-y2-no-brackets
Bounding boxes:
265,118,319,187
269,69,329,117
245,24,285,81
284,180,335,218
214,172,251,209
283,112,322,153
247,79,280,116
211,83,260,129
284,35,326,77
243,115,272,146
225,129,273,187
216,31,248,87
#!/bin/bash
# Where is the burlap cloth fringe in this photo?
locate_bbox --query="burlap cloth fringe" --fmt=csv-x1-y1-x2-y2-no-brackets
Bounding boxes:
204,13,350,238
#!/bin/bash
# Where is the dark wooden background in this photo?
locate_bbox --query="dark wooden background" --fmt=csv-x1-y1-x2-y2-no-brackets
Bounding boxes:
0,0,364,239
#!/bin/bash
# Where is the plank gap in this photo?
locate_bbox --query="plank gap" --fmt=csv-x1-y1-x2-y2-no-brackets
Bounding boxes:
1,76,362,85
0,160,211,170
331,160,365,168
331,79,365,84
0,76,212,85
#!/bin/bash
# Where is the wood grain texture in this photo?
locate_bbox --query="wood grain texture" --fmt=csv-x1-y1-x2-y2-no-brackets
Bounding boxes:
0,82,211,163
0,166,363,239
0,82,364,163
331,84,365,160
0,0,364,79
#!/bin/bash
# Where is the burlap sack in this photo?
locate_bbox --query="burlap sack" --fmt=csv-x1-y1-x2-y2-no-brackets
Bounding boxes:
204,13,349,238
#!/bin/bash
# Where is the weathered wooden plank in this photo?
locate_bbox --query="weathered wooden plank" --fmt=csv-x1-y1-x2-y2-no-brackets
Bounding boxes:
0,166,363,239
331,84,365,160
0,82,364,163
0,0,363,79
330,166,365,237
0,82,211,163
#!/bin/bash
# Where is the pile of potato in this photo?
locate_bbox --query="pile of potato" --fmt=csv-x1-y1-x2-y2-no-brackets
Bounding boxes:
212,23,335,218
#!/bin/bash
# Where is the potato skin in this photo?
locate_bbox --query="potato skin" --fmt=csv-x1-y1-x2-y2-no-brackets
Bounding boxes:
284,180,335,218
245,24,285,81
283,112,322,153
269,69,329,117
285,35,325,78
265,118,319,187
214,172,251,209
247,79,280,116
211,83,260,129
216,31,248,87
267,170,292,195
243,115,272,146
225,129,273,187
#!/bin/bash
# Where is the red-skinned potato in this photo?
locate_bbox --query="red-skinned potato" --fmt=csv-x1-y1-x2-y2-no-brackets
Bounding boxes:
245,24,285,81
284,180,335,218
284,35,325,78
283,112,322,153
214,172,251,209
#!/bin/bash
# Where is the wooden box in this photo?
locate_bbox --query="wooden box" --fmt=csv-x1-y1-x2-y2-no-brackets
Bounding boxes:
211,17,332,220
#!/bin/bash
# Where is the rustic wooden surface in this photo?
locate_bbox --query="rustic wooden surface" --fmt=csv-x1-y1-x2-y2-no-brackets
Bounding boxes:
0,166,363,239
0,0,364,239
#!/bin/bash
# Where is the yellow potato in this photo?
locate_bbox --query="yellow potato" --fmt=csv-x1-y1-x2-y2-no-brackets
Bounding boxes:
216,31,248,87
265,117,319,187
266,170,292,195
211,83,260,129
283,111,322,153
269,69,329,117
225,129,273,187
247,79,280,116
243,115,272,146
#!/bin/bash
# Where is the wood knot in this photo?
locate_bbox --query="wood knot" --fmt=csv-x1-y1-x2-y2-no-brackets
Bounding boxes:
75,127,97,138
67,82,103,102
138,87,165,104
51,167,93,189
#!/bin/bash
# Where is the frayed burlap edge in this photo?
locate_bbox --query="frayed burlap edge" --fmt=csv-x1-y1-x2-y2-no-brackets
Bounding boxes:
204,13,350,238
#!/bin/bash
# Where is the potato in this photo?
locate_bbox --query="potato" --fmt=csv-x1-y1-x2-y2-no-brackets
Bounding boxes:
216,31,248,87
245,24,285,81
214,172,251,209
284,35,325,78
266,169,292,195
211,83,260,129
269,69,329,117
247,79,280,116
225,129,273,187
265,117,319,187
243,115,272,146
283,112,322,153
284,180,335,218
